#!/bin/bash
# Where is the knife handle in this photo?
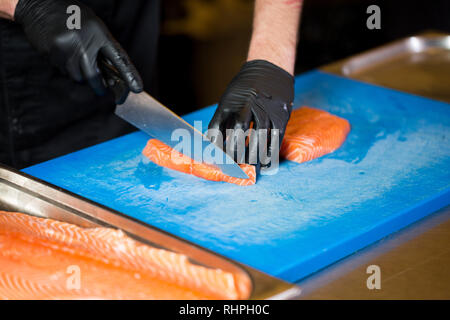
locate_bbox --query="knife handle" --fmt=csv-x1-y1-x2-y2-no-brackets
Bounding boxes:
98,55,129,105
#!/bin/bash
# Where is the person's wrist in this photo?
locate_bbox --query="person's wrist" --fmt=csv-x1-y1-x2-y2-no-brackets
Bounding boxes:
243,59,294,82
0,0,18,20
247,37,296,76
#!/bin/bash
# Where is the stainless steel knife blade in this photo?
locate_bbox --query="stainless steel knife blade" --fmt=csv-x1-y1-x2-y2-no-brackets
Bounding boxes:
115,92,249,179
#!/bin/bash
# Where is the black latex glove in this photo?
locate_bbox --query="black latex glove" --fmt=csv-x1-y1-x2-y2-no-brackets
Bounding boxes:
208,60,294,170
14,0,143,101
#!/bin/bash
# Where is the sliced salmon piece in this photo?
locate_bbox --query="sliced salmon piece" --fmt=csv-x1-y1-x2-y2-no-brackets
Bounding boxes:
0,211,250,300
281,106,350,163
143,139,256,186
142,106,349,183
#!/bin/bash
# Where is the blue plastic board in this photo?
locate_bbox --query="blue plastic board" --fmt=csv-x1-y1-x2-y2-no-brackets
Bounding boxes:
23,71,450,282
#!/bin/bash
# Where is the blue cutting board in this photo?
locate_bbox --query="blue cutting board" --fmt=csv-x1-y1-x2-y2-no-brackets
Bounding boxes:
24,71,450,282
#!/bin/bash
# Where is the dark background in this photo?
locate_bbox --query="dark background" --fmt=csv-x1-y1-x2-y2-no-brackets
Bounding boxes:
156,0,450,114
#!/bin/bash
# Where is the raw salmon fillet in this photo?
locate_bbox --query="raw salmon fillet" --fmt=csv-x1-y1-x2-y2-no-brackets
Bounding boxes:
142,106,349,183
143,139,256,186
0,211,250,300
281,107,350,163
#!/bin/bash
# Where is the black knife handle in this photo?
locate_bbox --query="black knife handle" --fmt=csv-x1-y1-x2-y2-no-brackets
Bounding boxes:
98,55,129,105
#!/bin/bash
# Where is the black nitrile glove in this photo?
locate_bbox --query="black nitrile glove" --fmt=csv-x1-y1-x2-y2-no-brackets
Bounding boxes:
208,60,294,170
14,0,143,101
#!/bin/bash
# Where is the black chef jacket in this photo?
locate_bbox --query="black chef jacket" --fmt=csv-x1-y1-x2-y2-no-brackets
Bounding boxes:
0,0,160,168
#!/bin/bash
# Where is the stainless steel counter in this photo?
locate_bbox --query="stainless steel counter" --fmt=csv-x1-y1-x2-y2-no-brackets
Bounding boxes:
298,206,450,299
299,31,450,299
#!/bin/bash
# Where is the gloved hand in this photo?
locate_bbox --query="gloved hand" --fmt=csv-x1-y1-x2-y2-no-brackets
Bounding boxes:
208,60,294,170
14,0,143,102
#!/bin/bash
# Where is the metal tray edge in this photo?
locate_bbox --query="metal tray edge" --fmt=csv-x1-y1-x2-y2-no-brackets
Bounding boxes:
0,164,301,300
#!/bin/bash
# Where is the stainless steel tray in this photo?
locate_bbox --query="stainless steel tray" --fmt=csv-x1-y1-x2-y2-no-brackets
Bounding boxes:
321,32,450,103
0,164,301,300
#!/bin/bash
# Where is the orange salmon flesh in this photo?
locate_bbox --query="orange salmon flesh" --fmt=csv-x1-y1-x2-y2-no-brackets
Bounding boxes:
0,211,250,300
143,139,257,186
143,106,350,184
280,106,351,163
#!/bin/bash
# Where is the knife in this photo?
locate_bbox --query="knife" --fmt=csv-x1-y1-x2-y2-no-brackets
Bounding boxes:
99,58,249,179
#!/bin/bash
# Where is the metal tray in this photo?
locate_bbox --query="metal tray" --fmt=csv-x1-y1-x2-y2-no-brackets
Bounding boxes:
0,164,301,300
321,32,450,103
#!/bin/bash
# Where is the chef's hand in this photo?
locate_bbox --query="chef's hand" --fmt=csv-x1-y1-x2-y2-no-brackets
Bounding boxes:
208,60,294,170
14,0,143,101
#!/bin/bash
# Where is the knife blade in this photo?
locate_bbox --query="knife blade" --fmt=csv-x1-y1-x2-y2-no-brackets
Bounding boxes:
98,57,249,179
115,92,249,179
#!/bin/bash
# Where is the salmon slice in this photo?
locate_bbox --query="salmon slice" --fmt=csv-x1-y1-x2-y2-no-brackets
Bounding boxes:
143,139,256,186
142,106,349,183
0,211,250,300
280,107,350,163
